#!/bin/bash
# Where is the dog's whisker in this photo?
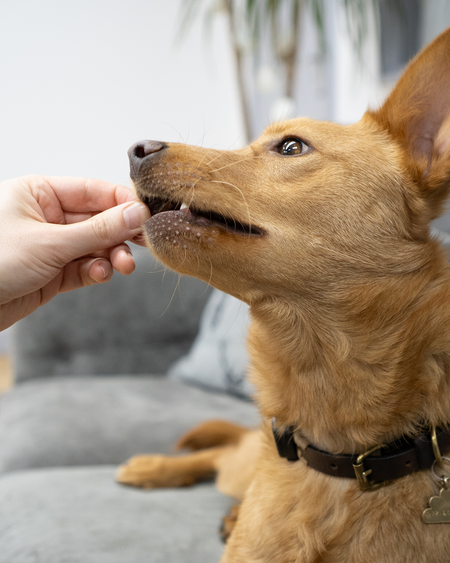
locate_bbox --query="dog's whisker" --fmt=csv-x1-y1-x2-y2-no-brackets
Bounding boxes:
187,182,197,208
195,149,215,170
208,155,263,174
165,123,188,145
204,151,231,169
159,273,181,319
226,127,247,150
210,180,253,236
206,255,213,287
174,250,189,271
196,118,211,148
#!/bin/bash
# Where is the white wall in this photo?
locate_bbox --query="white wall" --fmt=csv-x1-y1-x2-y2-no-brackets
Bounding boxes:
0,0,243,186
325,0,383,124
0,0,244,353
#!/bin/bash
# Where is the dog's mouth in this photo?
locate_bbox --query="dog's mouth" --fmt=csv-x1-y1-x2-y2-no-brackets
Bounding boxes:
142,195,265,237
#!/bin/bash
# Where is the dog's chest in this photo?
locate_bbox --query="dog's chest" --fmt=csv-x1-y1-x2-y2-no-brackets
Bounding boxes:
221,446,450,563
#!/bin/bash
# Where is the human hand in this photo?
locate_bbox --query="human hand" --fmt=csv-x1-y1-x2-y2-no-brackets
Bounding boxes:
0,175,150,331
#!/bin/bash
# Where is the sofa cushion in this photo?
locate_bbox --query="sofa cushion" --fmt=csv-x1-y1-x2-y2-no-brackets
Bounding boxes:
11,246,212,383
0,466,230,563
0,376,259,473
169,290,254,398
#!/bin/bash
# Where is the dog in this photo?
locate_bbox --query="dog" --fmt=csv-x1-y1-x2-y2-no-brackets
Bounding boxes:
118,27,450,562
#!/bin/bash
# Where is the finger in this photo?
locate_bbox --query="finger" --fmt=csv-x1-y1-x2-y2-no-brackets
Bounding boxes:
64,211,96,224
39,176,137,213
109,244,136,275
88,258,113,283
52,243,135,278
82,248,111,259
0,294,42,331
58,201,150,264
58,258,113,293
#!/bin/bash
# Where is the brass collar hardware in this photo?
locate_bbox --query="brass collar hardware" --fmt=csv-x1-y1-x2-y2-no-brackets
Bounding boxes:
353,445,386,491
431,425,443,465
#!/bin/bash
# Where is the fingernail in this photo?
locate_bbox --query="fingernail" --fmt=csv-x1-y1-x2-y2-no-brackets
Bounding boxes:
123,202,150,230
92,259,110,280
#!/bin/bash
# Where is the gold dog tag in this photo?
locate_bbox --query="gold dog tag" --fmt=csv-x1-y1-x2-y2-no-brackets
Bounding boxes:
423,487,450,524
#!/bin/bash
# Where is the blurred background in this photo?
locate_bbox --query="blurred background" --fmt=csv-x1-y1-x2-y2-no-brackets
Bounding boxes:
1,0,450,373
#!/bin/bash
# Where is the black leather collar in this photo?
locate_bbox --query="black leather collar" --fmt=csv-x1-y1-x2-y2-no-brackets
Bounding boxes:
272,418,450,490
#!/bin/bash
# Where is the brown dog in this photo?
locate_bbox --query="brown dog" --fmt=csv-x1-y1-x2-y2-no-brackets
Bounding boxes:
119,27,450,562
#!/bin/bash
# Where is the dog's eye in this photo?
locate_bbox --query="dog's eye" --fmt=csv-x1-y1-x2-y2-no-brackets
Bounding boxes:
278,139,308,156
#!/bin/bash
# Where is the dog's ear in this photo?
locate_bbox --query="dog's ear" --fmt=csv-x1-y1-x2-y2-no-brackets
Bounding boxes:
368,27,450,219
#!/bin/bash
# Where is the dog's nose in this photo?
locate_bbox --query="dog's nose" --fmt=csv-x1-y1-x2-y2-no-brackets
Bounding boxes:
128,140,166,179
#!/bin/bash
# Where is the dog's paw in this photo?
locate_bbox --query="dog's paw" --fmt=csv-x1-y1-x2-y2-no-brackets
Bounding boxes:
116,455,196,489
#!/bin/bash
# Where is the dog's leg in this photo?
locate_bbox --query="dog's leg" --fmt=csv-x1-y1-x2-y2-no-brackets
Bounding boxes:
116,446,232,489
176,419,249,451
117,420,252,490
178,420,261,501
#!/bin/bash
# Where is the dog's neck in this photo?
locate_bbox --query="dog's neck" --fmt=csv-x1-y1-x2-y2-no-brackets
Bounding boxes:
247,250,450,455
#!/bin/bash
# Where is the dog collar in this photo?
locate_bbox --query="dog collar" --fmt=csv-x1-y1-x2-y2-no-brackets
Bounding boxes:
272,418,450,491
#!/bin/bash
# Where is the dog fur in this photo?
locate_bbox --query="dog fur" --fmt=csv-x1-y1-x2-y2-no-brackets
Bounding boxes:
119,28,450,562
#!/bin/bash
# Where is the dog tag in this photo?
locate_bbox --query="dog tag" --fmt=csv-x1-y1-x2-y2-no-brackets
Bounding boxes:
423,487,450,524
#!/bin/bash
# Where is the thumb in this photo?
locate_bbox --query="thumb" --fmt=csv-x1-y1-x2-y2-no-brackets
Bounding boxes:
61,201,150,260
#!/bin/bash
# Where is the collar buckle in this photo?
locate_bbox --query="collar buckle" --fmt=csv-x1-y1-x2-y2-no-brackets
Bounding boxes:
431,425,444,464
353,444,386,491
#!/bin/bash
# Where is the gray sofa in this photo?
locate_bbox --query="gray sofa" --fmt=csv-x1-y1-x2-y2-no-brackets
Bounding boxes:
0,245,259,563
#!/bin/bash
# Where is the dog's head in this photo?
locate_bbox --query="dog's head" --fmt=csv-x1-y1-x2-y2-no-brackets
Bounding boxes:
129,28,450,306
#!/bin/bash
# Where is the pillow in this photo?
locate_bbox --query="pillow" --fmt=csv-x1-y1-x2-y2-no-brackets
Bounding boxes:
168,289,255,399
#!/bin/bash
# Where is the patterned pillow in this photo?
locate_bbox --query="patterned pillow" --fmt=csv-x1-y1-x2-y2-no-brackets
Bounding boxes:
168,289,254,399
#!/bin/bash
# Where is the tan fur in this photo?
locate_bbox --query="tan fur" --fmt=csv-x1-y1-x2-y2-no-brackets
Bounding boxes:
120,28,450,562
175,419,249,451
